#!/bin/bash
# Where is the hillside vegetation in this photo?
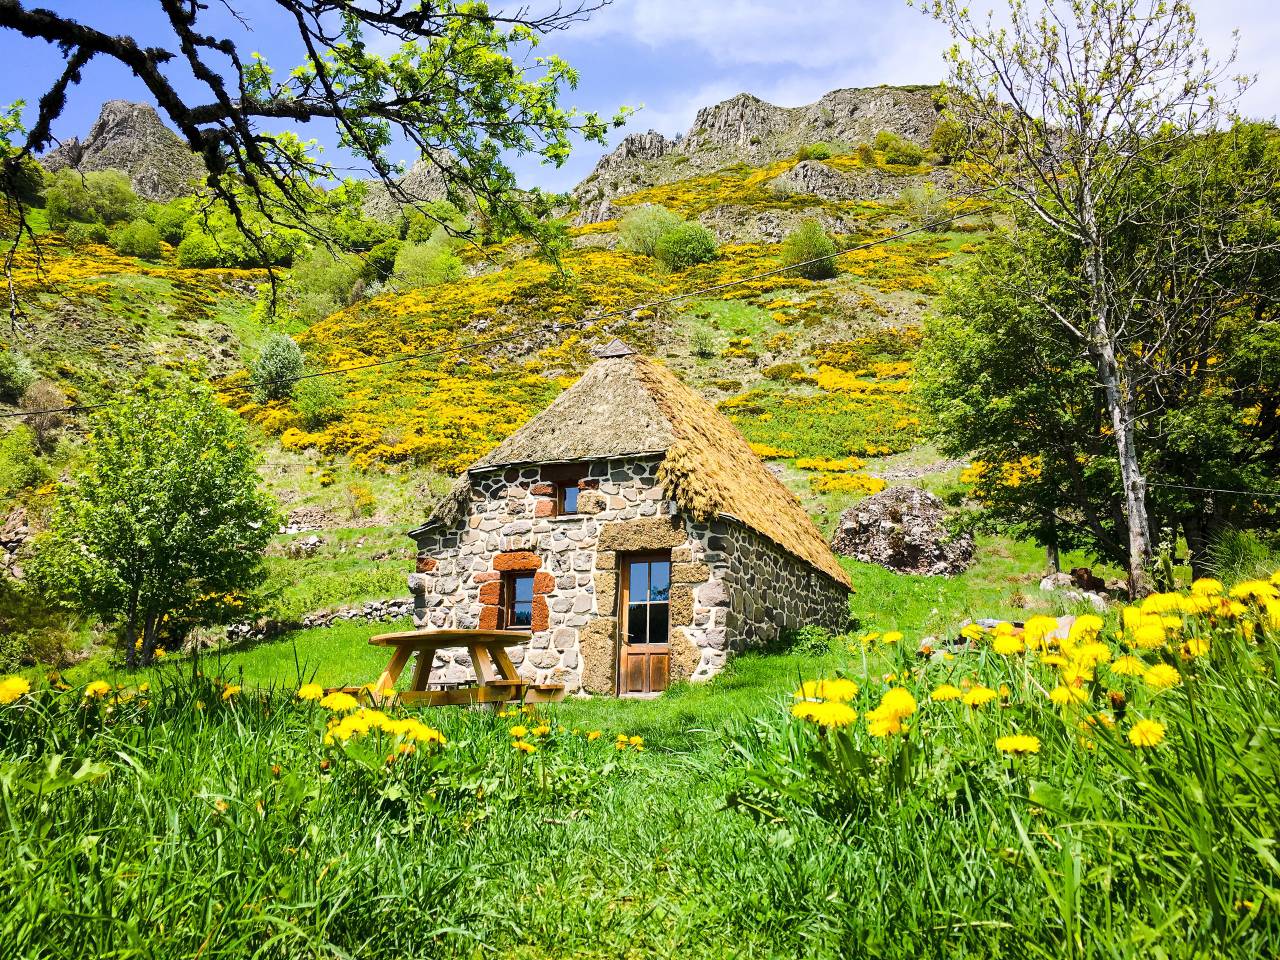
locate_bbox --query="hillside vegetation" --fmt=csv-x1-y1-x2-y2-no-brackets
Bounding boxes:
1,88,992,668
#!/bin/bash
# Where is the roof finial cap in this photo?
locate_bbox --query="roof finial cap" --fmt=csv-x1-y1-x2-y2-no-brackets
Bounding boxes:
594,337,636,358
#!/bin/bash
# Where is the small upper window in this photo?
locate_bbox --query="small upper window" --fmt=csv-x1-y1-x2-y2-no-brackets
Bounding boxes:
559,483,580,515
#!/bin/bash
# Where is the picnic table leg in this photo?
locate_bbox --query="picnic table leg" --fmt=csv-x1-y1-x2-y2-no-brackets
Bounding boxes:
409,649,433,691
374,646,413,698
469,645,499,685
491,646,521,684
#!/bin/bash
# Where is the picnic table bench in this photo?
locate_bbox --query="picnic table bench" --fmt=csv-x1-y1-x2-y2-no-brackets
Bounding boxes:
341,628,565,707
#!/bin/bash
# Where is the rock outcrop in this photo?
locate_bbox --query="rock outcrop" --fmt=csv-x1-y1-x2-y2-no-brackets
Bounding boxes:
360,156,450,221
0,507,29,580
43,100,206,201
830,485,974,576
572,85,941,217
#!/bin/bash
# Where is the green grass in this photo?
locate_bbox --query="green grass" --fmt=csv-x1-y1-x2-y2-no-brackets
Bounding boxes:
7,574,1280,958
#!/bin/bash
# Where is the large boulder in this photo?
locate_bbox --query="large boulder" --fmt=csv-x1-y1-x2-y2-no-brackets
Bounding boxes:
830,486,973,576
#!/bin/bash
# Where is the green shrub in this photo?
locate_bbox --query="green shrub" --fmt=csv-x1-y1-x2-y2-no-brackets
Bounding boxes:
295,376,345,430
174,232,224,268
394,238,463,288
873,131,926,166
252,334,305,401
780,219,838,280
856,143,875,165
764,361,805,381
0,425,46,495
795,142,833,162
111,219,163,260
363,238,403,282
63,221,109,247
618,204,683,258
930,118,966,163
278,246,364,324
689,327,716,359
653,222,717,271
144,199,190,244
0,350,36,402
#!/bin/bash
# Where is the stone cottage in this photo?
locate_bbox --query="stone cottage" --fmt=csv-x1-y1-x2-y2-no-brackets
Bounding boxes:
407,340,851,696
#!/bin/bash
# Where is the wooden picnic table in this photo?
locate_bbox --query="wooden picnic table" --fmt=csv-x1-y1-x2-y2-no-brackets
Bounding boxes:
357,628,565,707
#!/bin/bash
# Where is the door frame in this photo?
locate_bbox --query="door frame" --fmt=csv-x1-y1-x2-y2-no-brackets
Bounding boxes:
615,550,672,696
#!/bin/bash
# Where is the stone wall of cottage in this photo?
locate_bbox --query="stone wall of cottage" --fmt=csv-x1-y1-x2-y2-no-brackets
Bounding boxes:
408,455,850,695
692,517,852,647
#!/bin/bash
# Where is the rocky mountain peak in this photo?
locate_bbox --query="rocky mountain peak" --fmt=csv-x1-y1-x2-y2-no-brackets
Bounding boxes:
43,100,206,201
573,84,942,210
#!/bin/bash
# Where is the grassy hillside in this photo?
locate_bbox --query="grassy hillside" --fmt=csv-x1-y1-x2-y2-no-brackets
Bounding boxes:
1,138,993,667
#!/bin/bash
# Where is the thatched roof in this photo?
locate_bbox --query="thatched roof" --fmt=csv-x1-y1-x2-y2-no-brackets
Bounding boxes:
417,346,851,589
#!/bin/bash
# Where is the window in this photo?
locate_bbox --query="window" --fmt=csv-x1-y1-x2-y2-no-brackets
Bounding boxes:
558,482,580,515
501,572,534,630
544,464,584,517
622,554,670,645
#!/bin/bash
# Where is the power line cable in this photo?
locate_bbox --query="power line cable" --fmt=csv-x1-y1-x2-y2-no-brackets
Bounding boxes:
1147,480,1280,499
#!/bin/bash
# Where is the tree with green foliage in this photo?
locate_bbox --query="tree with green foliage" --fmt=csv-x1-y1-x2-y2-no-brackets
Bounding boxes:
394,238,463,289
32,383,278,666
920,184,1280,580
1,1,627,321
780,219,838,280
363,238,403,283
294,375,345,430
0,423,46,496
43,168,136,228
275,245,364,324
252,334,305,401
920,0,1280,593
654,221,718,271
111,218,162,260
618,204,683,258
0,348,35,401
143,198,191,245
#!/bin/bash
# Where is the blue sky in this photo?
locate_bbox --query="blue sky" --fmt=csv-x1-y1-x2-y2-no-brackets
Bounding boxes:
3,1,1277,193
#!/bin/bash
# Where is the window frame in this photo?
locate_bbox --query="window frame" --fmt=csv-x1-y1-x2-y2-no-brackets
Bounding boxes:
619,551,672,647
499,570,535,631
543,464,585,518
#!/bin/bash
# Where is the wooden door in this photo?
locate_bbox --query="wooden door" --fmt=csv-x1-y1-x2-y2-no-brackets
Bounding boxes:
617,552,671,695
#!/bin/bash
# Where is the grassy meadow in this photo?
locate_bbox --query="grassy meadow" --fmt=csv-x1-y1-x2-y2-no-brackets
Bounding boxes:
7,553,1280,957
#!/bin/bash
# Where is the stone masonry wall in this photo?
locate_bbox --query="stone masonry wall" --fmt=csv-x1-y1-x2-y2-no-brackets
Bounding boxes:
409,456,735,694
409,456,850,695
693,516,852,647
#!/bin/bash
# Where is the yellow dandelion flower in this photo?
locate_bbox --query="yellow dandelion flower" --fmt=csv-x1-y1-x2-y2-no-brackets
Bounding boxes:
881,631,904,645
1068,615,1104,644
1049,685,1088,706
1143,664,1181,690
992,634,1024,656
802,701,859,728
1132,621,1167,649
1060,663,1093,686
318,691,358,712
866,710,904,737
296,683,324,701
962,686,998,707
1190,578,1224,596
0,676,30,704
960,624,985,641
1023,615,1058,650
878,687,917,720
84,680,111,699
1128,718,1167,748
532,725,551,737
1181,636,1210,658
995,734,1041,755
587,730,602,741
628,735,644,747
221,684,241,701
1039,654,1068,668
931,683,963,702
512,740,537,754
1110,655,1146,676
508,725,529,738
